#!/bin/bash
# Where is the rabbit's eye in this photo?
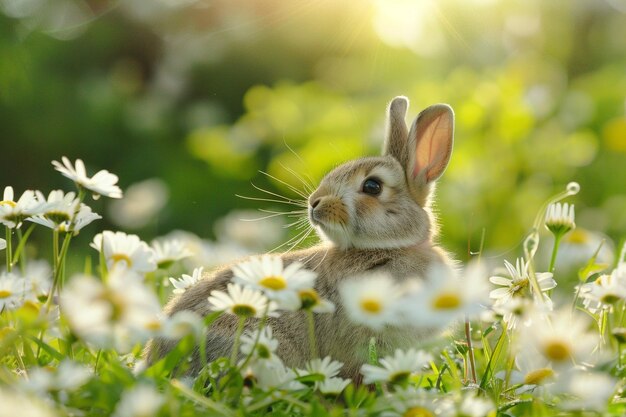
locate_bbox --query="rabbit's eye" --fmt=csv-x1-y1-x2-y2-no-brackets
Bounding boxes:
362,178,382,196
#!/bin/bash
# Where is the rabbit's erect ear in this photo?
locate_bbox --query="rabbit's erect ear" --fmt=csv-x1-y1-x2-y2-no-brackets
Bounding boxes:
407,104,454,186
383,96,409,166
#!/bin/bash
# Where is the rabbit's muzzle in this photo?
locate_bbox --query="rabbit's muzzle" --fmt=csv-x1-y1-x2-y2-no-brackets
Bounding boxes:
309,195,348,227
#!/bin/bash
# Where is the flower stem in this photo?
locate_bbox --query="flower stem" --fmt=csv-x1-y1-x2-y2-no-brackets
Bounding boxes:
306,309,318,359
548,234,562,274
464,316,477,384
230,317,246,365
5,227,12,272
238,312,268,372
13,223,36,274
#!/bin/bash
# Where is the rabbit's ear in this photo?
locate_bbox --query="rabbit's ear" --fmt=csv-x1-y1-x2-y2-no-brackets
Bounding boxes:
383,96,409,166
407,104,454,187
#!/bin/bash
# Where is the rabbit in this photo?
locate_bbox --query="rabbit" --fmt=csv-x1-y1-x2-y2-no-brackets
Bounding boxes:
144,96,457,381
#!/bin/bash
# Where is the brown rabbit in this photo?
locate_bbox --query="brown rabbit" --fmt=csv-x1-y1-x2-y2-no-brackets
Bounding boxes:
144,96,456,380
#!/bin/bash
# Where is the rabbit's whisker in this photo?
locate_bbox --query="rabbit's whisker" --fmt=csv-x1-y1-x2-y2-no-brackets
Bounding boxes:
278,162,315,194
250,182,308,206
236,193,307,208
269,226,311,253
259,170,310,200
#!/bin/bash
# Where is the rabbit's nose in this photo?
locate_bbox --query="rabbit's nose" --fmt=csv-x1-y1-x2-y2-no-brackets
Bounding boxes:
310,198,321,209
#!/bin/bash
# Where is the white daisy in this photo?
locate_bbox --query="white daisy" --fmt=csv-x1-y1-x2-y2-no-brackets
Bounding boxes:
231,255,317,311
0,186,45,228
492,297,538,330
0,238,5,251
518,308,599,371
52,156,123,199
159,310,203,339
339,272,404,331
28,190,101,233
579,268,626,313
545,202,575,236
60,268,162,353
90,231,157,274
506,346,557,391
207,283,276,318
240,325,280,362
382,387,455,417
296,356,343,384
360,348,432,385
23,259,52,300
551,370,616,412
152,239,193,269
0,271,26,311
319,377,351,395
458,395,496,417
0,390,57,417
169,267,203,294
489,258,556,307
297,287,335,313
24,360,91,394
250,360,305,391
405,262,489,328
112,384,165,417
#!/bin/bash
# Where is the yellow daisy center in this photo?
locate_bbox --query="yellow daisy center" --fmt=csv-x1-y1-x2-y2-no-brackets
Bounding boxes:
600,293,621,304
360,298,383,313
299,289,321,309
523,367,555,385
544,340,571,362
0,200,16,207
145,320,162,331
566,229,589,244
259,275,287,291
110,253,133,267
232,304,256,317
403,407,435,417
389,370,410,384
0,290,12,299
432,292,461,310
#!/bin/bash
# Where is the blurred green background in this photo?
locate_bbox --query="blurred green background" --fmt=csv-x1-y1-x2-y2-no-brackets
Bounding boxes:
1,0,625,268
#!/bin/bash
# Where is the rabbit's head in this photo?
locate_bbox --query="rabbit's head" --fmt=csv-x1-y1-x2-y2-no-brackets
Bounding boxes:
308,97,454,250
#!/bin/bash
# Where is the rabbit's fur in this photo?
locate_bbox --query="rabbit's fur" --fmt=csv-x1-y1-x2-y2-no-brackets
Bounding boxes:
144,97,456,380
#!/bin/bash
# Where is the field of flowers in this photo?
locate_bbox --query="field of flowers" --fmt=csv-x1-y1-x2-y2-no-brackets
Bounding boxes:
0,157,625,417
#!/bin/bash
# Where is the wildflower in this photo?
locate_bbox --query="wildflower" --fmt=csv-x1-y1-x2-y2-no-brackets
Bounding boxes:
319,377,351,395
60,268,162,352
90,231,156,274
579,268,626,313
0,238,5,250
406,262,489,328
28,190,101,233
340,272,404,330
169,267,203,294
518,308,599,371
296,356,343,384
250,360,305,391
458,395,496,417
545,202,575,236
52,156,123,199
382,387,455,417
489,258,556,307
551,370,616,412
112,384,165,417
492,297,538,330
506,348,556,390
547,228,613,274
0,271,26,311
0,186,44,228
23,360,91,394
232,255,317,311
152,238,193,269
23,259,52,301
297,287,335,313
159,310,203,339
240,325,280,362
108,178,168,229
0,390,57,417
207,283,276,318
360,348,432,385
